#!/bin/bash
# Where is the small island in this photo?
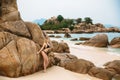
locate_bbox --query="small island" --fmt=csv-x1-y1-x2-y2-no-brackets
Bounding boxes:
37,15,120,34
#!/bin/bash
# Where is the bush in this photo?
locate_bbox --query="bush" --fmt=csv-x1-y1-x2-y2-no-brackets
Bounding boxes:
57,15,64,22
69,26,74,31
84,17,93,24
76,18,82,24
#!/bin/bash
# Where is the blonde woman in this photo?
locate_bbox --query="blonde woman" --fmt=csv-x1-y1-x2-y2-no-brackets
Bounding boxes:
37,39,51,72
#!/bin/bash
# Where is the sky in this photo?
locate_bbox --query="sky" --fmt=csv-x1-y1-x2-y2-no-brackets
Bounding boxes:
17,0,120,27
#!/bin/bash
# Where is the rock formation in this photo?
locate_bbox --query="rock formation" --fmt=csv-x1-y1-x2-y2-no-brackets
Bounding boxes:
104,60,120,75
50,53,120,80
51,40,70,53
88,67,114,80
64,32,71,38
0,1,119,80
83,34,109,47
0,0,52,77
73,23,106,33
0,0,21,23
72,23,120,33
64,59,95,74
49,53,78,66
70,38,78,41
110,37,120,48
79,37,90,41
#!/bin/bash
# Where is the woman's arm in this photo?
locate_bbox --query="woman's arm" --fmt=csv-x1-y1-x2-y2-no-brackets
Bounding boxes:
37,43,45,54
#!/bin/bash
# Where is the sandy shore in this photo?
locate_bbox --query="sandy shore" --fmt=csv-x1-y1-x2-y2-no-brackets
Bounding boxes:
0,66,101,80
0,38,119,80
70,45,120,67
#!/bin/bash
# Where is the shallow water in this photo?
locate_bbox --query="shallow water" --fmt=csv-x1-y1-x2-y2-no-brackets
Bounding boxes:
48,33,120,55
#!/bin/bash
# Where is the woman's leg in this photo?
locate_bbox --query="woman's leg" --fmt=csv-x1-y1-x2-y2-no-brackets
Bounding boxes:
41,51,49,72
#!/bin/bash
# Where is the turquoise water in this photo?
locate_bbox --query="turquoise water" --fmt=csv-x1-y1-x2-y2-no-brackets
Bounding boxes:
48,33,120,55
48,33,120,42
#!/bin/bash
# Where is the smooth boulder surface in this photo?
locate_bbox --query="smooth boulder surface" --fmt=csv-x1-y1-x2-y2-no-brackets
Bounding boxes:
0,21,31,38
64,59,95,74
104,60,120,75
110,37,120,48
88,67,114,80
83,34,109,47
51,40,70,53
50,53,78,67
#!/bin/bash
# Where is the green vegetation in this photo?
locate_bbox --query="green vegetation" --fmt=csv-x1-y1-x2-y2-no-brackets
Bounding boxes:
69,25,74,31
76,18,82,24
84,17,93,24
57,15,64,22
40,15,93,30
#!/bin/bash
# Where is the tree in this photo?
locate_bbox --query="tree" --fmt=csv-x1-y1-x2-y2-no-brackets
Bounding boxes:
69,25,74,31
76,18,82,24
84,17,93,24
57,15,64,22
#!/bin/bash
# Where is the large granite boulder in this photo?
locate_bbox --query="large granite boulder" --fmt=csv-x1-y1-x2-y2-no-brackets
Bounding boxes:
25,22,45,46
83,34,109,47
0,20,31,38
64,59,95,74
0,0,53,77
104,60,120,75
110,37,120,48
49,53,78,67
51,40,70,53
0,23,53,77
88,67,114,80
0,0,21,22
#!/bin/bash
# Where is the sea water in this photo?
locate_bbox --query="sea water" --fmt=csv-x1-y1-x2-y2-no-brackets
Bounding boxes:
48,33,120,55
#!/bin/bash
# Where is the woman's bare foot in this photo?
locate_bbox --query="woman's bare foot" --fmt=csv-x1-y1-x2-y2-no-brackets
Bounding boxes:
43,69,46,73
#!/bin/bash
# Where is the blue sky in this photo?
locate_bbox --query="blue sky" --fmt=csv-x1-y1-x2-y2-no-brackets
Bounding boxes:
17,0,120,27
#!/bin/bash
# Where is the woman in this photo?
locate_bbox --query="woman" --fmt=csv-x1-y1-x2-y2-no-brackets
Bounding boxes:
37,39,51,72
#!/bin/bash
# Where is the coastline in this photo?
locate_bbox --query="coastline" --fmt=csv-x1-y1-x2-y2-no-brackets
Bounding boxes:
50,38,120,67
0,37,119,80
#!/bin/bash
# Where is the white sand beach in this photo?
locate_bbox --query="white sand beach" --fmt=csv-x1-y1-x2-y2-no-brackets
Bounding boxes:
0,66,101,80
70,45,120,67
0,38,119,80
